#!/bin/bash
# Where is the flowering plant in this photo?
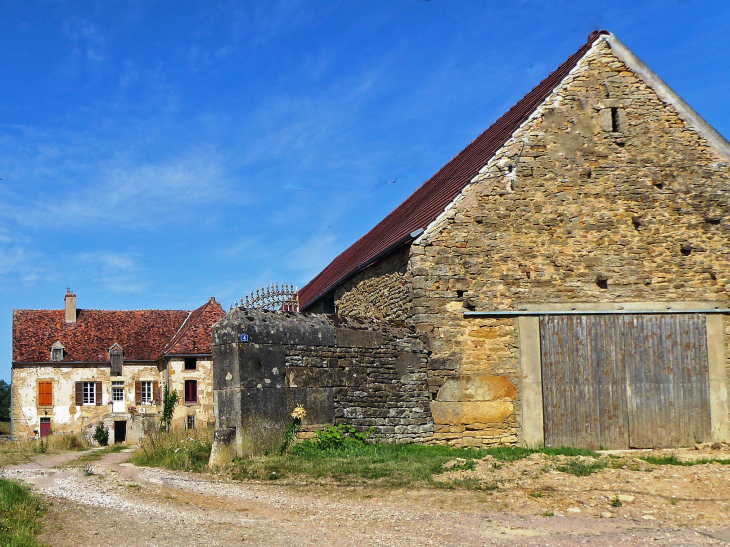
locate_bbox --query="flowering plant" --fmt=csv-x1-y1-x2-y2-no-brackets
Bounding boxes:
280,405,306,454
291,405,306,420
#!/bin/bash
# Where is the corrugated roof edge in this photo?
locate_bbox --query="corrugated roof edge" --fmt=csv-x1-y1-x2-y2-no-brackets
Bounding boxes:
299,30,609,311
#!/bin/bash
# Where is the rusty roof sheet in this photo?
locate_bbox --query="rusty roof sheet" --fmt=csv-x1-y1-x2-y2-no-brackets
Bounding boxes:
299,31,608,310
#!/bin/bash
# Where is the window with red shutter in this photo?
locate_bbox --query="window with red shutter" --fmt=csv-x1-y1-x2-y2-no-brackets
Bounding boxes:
184,380,197,404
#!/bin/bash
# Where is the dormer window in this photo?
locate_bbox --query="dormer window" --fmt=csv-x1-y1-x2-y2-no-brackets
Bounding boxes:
109,343,124,376
50,341,65,362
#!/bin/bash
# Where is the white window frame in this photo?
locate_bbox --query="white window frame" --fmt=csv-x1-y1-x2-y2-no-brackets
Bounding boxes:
82,382,96,405
111,381,124,402
141,381,153,404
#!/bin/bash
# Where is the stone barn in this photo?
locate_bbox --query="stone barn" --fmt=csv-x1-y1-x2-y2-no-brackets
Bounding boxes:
296,30,730,450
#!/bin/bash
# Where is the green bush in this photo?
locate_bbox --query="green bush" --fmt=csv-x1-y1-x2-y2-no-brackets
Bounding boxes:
292,424,372,453
93,424,109,447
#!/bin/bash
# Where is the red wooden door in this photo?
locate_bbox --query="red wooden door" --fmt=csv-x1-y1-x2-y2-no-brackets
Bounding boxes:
40,420,51,438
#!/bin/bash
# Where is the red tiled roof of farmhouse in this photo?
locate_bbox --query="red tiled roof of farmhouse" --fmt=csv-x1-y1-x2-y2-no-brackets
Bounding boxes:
299,30,610,310
12,298,225,363
162,298,226,356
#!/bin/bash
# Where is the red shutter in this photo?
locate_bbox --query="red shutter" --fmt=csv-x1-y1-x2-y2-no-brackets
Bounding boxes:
95,381,102,406
135,381,142,405
185,380,198,404
152,381,159,405
75,382,83,406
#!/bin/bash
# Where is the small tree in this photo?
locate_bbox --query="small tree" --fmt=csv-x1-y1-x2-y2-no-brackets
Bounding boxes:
93,423,109,446
0,380,11,422
160,384,178,432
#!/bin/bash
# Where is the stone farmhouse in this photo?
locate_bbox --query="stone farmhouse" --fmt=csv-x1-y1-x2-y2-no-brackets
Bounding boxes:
11,291,225,442
292,30,730,450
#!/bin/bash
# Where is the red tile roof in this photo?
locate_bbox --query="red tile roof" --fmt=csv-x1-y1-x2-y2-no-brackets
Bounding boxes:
162,298,226,356
299,31,609,310
13,298,225,363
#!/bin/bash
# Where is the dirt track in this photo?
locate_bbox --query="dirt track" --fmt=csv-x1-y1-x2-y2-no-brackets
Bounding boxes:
4,448,730,546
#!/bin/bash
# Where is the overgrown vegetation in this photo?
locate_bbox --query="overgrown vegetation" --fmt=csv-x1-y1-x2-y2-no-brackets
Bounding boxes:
0,479,47,546
129,427,213,472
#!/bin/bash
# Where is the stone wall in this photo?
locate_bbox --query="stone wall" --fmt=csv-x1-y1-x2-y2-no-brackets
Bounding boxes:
210,308,432,460
334,246,412,321
330,41,730,447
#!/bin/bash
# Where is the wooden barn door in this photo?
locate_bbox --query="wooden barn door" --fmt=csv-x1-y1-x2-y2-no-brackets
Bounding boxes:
540,313,711,449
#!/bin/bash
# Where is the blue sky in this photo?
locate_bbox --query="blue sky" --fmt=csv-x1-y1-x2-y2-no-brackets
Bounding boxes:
2,1,729,381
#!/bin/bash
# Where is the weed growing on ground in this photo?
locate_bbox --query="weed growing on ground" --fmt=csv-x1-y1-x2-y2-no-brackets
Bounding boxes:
63,445,125,468
610,495,622,508
0,479,46,546
640,454,730,466
556,459,607,477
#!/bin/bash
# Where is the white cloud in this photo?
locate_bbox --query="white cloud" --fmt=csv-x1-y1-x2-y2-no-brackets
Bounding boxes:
2,143,232,230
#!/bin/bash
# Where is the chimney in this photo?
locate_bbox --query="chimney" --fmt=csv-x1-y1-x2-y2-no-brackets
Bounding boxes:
64,289,77,323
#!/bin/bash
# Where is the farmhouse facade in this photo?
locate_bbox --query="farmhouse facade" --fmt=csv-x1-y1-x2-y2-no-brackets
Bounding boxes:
298,31,730,449
11,291,225,442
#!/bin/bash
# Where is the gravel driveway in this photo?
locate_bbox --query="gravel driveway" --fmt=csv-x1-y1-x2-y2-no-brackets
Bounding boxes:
3,448,730,547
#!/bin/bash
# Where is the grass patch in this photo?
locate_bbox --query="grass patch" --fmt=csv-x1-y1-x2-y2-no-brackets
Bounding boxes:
0,435,88,467
640,454,730,466
231,441,492,486
0,422,11,436
0,479,47,546
230,442,600,487
129,428,213,472
62,445,125,468
556,459,607,477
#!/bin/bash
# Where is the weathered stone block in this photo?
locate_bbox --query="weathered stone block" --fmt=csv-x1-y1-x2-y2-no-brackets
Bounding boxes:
436,375,518,402
335,328,384,348
430,401,514,425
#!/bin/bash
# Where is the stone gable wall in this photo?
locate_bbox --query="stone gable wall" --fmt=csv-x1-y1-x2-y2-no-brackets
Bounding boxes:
334,246,412,321
331,41,730,447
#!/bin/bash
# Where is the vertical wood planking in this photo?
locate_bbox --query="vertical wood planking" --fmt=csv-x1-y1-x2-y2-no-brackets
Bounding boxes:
541,312,711,449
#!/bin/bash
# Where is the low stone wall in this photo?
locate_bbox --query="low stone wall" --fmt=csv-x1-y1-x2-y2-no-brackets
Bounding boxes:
210,309,433,462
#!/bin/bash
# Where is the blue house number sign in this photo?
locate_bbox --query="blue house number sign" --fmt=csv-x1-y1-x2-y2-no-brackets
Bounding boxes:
239,334,249,342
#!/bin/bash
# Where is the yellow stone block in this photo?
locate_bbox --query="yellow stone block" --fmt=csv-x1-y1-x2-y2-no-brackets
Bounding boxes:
430,401,514,426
